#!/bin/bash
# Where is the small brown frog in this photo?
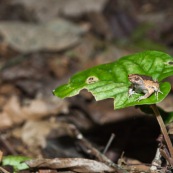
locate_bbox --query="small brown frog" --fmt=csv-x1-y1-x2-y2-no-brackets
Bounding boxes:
128,74,163,101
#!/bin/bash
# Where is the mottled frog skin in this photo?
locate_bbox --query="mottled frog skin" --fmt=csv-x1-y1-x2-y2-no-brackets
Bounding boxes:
128,74,163,101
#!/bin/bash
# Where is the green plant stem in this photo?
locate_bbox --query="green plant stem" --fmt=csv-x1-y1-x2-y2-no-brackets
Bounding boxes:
151,104,173,158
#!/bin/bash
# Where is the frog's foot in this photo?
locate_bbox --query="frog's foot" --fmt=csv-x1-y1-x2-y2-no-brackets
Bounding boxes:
128,88,138,99
155,89,163,100
136,92,152,102
136,96,146,102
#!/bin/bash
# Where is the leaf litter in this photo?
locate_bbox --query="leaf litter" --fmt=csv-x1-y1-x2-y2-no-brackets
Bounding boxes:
26,158,115,173
0,95,68,130
0,19,85,52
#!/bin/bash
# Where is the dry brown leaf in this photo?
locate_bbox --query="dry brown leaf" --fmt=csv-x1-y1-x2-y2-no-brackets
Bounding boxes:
157,94,173,112
26,158,115,173
0,19,84,52
0,95,68,130
20,120,71,148
20,121,88,150
21,120,57,148
0,83,20,95
38,170,58,173
87,99,144,124
118,157,149,172
11,0,107,21
48,56,70,79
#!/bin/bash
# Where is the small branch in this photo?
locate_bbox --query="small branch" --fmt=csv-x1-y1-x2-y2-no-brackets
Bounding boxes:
103,133,115,154
151,104,173,158
0,150,3,162
0,167,10,173
0,135,17,155
68,124,127,173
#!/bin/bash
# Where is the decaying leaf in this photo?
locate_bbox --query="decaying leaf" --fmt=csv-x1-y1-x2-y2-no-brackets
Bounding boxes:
26,158,116,173
20,120,77,149
0,19,85,52
0,95,68,130
11,0,108,20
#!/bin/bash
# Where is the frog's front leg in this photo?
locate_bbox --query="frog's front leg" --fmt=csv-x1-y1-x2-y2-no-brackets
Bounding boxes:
128,88,138,98
128,88,134,96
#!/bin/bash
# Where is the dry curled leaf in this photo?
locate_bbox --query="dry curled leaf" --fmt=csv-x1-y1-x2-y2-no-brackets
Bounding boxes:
26,158,115,173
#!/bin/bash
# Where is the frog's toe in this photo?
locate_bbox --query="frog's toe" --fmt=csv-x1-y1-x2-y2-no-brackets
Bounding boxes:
158,90,163,94
136,96,146,102
136,97,142,102
155,90,163,100
128,89,135,97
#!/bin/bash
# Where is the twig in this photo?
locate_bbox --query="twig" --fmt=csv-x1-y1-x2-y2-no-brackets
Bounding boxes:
0,150,3,162
68,124,127,173
0,167,10,173
151,104,173,158
0,135,17,155
103,133,115,154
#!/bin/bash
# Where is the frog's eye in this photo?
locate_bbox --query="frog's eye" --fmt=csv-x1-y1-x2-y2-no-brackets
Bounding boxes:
135,77,140,81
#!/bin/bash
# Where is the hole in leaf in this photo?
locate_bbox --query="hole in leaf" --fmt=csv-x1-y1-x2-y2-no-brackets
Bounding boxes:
86,76,99,84
168,61,173,65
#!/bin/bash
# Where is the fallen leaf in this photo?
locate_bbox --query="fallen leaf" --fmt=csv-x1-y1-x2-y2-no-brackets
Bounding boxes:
157,94,173,112
11,0,108,21
0,95,68,130
38,170,58,173
20,120,76,149
87,99,145,124
0,19,85,52
26,158,115,173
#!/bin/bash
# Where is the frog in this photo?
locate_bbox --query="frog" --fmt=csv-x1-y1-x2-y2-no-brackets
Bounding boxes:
128,74,163,101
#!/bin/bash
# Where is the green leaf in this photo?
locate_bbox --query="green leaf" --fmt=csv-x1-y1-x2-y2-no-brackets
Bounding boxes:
164,112,173,124
2,155,31,172
53,50,173,109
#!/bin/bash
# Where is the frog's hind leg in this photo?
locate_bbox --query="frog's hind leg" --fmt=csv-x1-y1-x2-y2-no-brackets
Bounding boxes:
136,91,152,102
